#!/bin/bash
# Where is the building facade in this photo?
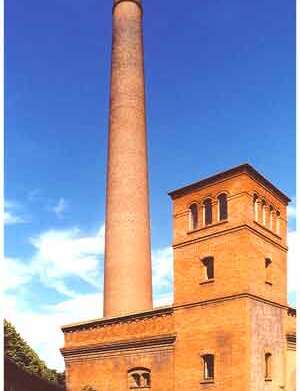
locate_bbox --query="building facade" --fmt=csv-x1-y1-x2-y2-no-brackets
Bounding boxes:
61,1,296,390
61,164,296,391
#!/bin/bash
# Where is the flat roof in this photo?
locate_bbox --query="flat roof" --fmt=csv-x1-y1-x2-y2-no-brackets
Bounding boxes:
168,163,290,203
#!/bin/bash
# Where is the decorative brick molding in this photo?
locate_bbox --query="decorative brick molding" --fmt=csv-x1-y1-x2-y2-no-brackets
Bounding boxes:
61,334,176,361
62,306,173,333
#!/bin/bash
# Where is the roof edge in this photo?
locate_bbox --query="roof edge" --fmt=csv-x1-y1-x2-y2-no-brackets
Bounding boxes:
168,163,291,204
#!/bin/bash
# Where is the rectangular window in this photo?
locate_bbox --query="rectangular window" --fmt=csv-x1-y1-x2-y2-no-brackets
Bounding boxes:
203,257,214,280
265,353,272,380
203,354,214,380
265,258,272,284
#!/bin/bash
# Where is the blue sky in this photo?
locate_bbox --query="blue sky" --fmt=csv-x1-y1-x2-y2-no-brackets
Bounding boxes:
5,0,296,370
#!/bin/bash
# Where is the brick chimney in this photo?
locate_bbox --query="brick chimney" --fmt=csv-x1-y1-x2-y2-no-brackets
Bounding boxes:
103,0,153,317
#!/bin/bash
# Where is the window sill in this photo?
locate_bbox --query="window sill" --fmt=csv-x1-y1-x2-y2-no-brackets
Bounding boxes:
253,220,281,239
188,220,228,234
200,379,215,384
200,279,215,285
265,378,272,382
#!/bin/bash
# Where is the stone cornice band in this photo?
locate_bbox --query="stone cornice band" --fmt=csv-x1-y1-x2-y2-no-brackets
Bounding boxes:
61,334,176,359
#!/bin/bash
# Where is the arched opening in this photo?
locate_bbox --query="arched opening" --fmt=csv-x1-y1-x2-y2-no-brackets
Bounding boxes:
265,258,272,284
253,194,259,221
276,210,281,235
189,203,198,230
202,354,214,381
265,353,272,380
261,199,267,225
269,206,274,231
128,368,151,389
202,257,214,280
203,199,212,226
217,193,228,221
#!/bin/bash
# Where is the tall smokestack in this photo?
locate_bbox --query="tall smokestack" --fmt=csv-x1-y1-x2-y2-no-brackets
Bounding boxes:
103,0,153,317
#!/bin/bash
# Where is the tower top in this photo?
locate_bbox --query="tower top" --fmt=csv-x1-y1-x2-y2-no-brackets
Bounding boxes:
168,163,290,204
113,0,142,9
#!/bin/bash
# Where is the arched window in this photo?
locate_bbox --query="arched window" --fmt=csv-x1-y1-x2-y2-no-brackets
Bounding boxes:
202,257,214,280
253,194,259,221
276,211,281,235
217,193,228,221
269,206,274,231
265,353,272,380
265,258,272,284
189,203,198,230
202,354,214,381
203,199,212,225
128,368,151,389
261,200,267,225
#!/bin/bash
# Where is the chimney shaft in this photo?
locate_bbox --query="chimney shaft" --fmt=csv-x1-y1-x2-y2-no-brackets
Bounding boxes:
103,0,153,317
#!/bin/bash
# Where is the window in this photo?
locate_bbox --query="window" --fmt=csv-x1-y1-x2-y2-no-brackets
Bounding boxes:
128,368,151,389
203,199,212,225
276,211,281,235
202,354,214,381
253,194,259,221
217,193,228,221
265,258,272,284
265,353,272,380
262,200,267,225
189,203,198,230
202,257,214,280
269,206,274,231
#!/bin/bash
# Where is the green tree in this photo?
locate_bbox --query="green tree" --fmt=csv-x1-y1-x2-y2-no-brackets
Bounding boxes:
4,319,65,386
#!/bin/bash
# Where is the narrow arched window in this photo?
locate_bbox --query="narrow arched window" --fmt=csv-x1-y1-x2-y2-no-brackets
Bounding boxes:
253,194,259,221
189,203,198,230
265,258,272,284
262,200,267,225
269,206,274,231
203,199,212,225
128,368,151,389
202,354,214,381
265,353,272,380
217,193,228,221
202,257,214,280
276,211,281,235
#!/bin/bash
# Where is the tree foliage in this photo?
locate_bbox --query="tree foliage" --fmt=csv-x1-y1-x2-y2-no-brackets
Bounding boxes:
4,319,65,386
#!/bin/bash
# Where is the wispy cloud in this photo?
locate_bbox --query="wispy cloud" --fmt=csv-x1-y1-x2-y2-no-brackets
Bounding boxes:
52,198,68,218
4,200,27,225
287,196,296,219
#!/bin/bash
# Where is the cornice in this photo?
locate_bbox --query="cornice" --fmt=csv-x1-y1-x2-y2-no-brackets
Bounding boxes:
62,306,173,333
173,223,288,252
168,163,290,204
61,334,176,361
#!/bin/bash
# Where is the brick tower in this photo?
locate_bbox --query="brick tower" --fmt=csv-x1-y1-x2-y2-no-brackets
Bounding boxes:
104,0,152,317
168,164,295,390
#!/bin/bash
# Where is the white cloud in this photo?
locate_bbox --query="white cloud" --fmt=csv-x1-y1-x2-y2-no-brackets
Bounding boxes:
52,198,68,218
287,196,296,219
29,226,105,296
4,201,26,225
4,292,102,370
287,230,298,295
152,246,173,293
3,257,33,291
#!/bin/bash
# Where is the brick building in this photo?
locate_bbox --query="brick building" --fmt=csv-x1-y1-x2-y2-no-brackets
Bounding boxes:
60,1,296,390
